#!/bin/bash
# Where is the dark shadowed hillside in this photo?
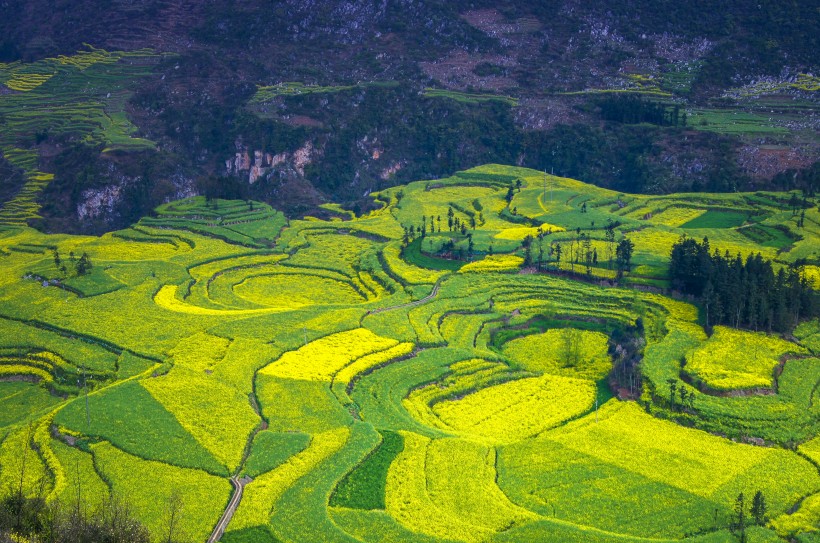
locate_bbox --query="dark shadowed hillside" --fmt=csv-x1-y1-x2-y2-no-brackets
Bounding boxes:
0,0,817,232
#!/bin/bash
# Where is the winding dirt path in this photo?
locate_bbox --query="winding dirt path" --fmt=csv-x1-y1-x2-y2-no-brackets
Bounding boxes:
366,277,444,315
207,475,251,543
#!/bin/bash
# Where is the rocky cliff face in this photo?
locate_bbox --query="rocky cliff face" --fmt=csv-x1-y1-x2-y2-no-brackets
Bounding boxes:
226,140,319,184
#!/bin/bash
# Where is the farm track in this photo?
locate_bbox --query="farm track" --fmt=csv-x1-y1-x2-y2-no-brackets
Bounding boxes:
208,475,249,543
367,277,444,315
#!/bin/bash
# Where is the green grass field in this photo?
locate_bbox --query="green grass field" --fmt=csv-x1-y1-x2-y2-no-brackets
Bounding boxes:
1,164,819,542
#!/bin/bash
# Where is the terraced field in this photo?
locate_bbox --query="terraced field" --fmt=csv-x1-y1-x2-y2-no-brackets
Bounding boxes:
0,165,819,542
0,47,162,226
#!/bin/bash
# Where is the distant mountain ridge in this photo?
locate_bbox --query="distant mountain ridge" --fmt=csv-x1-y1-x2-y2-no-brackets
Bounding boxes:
0,0,817,233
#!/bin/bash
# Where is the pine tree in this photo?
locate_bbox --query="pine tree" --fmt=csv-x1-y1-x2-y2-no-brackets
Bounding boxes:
751,491,766,525
734,492,746,542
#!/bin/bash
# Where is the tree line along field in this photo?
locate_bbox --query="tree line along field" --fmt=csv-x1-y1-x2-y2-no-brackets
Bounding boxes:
0,164,818,542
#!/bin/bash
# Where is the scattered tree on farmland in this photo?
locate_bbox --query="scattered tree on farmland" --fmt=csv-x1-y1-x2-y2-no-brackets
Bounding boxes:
52,249,61,269
583,234,593,275
581,202,587,213
561,328,582,367
609,319,645,396
615,237,634,279
447,206,454,231
75,253,92,276
605,220,616,270
552,242,562,269
522,235,533,266
751,491,766,526
789,193,801,215
666,378,678,408
505,185,514,203
733,492,747,543
515,179,522,192
679,386,695,410
164,491,183,543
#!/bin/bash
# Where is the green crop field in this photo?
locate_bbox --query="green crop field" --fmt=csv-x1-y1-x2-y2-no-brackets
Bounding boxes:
1,164,819,542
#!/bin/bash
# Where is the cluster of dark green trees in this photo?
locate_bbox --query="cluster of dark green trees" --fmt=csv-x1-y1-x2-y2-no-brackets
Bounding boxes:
598,96,686,126
733,491,767,543
669,236,817,332
52,250,92,278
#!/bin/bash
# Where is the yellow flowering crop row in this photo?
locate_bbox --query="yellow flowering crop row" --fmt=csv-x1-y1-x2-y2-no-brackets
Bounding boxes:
358,270,388,299
0,424,51,498
50,438,110,507
494,226,565,241
432,374,596,444
402,359,510,433
630,228,778,263
229,426,349,530
798,435,820,465
154,284,287,316
86,235,183,262
5,71,54,91
645,206,707,227
92,441,230,543
208,263,357,309
382,242,447,284
141,366,259,472
233,272,366,308
167,331,230,373
640,292,700,322
459,254,523,273
544,401,819,503
334,341,414,386
0,363,52,382
384,432,496,542
424,438,538,531
439,313,498,352
212,337,281,396
286,231,376,278
803,265,820,289
771,492,820,538
187,252,284,278
259,328,400,382
501,329,611,380
685,326,805,390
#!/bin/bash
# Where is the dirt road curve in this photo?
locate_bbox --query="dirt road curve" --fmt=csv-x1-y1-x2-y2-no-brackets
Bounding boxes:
208,475,250,543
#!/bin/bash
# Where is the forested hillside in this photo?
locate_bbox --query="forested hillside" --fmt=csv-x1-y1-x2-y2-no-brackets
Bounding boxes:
0,0,817,232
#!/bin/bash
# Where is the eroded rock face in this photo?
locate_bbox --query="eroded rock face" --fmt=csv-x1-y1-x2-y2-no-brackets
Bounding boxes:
229,141,317,184
77,183,124,221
